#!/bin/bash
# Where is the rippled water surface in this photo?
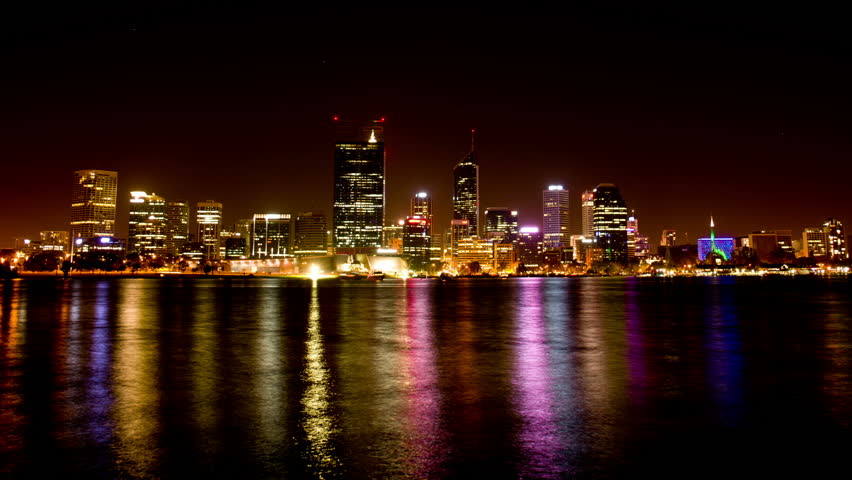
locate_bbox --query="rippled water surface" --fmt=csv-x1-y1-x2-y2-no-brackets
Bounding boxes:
1,277,850,478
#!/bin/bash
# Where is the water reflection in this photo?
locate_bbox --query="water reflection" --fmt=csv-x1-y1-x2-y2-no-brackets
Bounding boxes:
301,282,340,475
512,278,563,477
0,282,26,462
704,278,744,426
113,281,161,477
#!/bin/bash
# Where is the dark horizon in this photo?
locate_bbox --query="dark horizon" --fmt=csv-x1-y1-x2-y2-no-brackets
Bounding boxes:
3,10,852,248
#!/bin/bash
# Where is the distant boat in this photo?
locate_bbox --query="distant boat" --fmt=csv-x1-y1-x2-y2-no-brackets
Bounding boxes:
367,271,384,281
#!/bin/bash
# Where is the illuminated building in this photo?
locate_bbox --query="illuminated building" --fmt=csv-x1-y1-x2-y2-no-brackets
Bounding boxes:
627,213,637,259
294,212,328,257
543,185,570,247
410,193,435,263
70,169,117,241
383,221,404,252
455,236,493,272
453,131,479,236
224,237,247,260
697,217,735,261
803,228,827,257
592,183,628,263
411,192,433,220
235,219,252,257
823,218,848,260
517,227,543,268
76,236,125,255
333,118,385,252
39,231,69,252
581,190,595,236
661,230,677,247
450,219,470,262
166,200,190,256
570,235,599,264
402,216,431,271
493,241,516,272
775,230,794,256
196,200,223,259
128,191,167,256
635,235,650,258
484,207,519,241
251,214,292,259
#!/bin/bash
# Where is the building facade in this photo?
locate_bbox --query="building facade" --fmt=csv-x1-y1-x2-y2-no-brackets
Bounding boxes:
484,207,519,241
581,190,595,236
196,200,223,259
823,218,848,260
294,212,328,257
70,169,118,241
592,183,629,264
251,214,292,259
402,216,431,271
453,133,479,237
128,191,168,256
333,118,385,252
543,185,570,247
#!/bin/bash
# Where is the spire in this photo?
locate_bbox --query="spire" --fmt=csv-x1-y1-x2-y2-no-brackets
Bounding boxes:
710,216,715,229
470,129,476,152
368,129,377,143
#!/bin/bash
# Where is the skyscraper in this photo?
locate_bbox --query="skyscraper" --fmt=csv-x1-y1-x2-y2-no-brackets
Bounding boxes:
294,212,328,257
251,214,291,259
592,183,628,264
402,216,431,271
411,192,433,221
802,227,827,257
581,190,595,236
70,169,118,241
823,218,848,260
128,191,167,255
484,207,519,240
333,118,385,252
543,185,570,247
166,200,190,256
453,131,479,236
196,200,223,259
661,230,677,247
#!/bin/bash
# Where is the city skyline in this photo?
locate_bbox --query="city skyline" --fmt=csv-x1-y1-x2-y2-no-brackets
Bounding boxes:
3,12,852,247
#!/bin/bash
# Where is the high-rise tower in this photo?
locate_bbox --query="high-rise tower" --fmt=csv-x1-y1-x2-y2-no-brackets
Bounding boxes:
70,169,118,241
453,130,479,236
166,200,190,256
196,200,223,259
543,185,570,247
333,117,385,252
128,191,167,255
592,183,628,264
581,190,595,236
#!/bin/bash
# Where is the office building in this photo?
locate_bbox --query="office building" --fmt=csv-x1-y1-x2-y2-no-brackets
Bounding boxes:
823,218,848,260
803,228,827,257
166,200,190,256
402,216,431,271
543,185,570,247
484,207,519,241
453,131,479,236
592,183,629,263
517,227,544,268
455,236,493,272
411,192,433,221
197,200,223,259
581,190,595,236
70,169,118,241
294,212,328,257
493,241,516,272
333,118,385,252
661,230,677,248
128,191,168,256
748,231,778,262
39,231,69,252
251,214,291,259
383,222,404,252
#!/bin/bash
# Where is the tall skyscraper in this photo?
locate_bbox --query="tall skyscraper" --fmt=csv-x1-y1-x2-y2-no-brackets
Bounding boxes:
411,192,433,221
196,200,223,259
484,207,519,240
166,200,190,256
70,169,118,241
823,218,848,260
581,190,595,236
333,117,385,252
543,185,570,247
453,131,479,236
627,212,638,259
128,191,167,255
294,212,328,257
251,214,291,258
402,216,431,271
592,183,628,264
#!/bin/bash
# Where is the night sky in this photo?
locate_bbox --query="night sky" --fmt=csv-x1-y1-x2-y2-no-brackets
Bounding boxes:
3,9,851,248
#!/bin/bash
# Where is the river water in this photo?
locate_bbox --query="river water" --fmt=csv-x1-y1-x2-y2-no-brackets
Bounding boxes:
0,277,849,478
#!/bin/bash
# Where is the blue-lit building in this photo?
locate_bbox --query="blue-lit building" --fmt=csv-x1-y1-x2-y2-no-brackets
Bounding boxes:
698,237,735,261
